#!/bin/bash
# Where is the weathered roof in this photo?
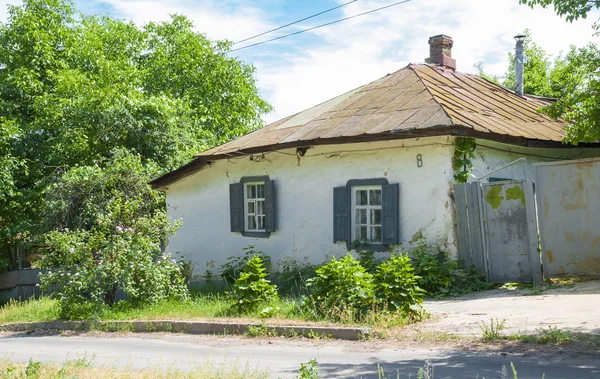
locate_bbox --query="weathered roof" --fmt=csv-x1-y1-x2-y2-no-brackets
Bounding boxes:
151,63,567,188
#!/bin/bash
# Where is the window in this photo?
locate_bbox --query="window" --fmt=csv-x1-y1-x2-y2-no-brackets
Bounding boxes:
244,182,266,231
229,176,275,237
352,186,383,243
333,178,399,248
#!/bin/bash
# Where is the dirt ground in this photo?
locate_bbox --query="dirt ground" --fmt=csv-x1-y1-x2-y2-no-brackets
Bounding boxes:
415,280,600,337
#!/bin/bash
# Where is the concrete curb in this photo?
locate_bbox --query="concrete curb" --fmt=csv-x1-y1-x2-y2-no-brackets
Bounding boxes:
0,320,369,340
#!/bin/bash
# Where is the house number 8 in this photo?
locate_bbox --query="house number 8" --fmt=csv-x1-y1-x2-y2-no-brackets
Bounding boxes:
416,154,423,167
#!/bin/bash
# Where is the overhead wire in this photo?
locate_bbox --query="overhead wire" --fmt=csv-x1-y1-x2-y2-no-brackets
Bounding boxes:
229,0,411,53
233,0,358,45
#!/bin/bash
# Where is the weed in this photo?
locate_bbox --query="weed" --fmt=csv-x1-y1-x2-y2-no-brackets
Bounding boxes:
296,359,319,379
219,246,271,286
25,359,42,378
245,322,277,337
228,254,278,315
479,318,506,341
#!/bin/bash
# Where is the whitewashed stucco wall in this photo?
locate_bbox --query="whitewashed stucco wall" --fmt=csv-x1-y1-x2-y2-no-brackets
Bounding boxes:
164,137,456,278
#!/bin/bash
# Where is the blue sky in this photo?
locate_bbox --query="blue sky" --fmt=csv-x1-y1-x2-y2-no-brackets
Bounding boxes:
2,0,599,123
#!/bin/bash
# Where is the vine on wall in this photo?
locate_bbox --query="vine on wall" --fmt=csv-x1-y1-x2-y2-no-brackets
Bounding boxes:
452,137,477,183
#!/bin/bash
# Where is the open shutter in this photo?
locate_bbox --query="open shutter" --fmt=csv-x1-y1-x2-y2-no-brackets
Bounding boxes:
333,186,351,243
229,183,244,232
264,180,276,232
382,183,399,245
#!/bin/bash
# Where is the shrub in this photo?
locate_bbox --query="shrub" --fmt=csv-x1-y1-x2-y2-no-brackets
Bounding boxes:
39,197,188,319
229,254,278,315
410,238,457,296
374,253,425,317
304,254,374,322
219,246,271,286
271,258,316,298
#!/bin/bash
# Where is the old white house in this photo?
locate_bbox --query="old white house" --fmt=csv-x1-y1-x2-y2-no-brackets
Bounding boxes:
151,35,599,279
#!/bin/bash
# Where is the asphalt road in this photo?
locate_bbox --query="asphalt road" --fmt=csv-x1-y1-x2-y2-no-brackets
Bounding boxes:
1,333,599,378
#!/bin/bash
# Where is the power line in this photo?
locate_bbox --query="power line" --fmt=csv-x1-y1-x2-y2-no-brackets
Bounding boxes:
229,0,411,53
233,0,359,46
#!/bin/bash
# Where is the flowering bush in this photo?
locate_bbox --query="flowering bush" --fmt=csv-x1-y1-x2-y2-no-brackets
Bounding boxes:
39,197,188,319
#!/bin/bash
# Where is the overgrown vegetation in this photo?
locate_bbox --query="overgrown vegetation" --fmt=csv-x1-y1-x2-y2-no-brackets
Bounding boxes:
374,254,425,316
304,254,376,322
410,238,493,298
228,255,278,316
0,0,270,274
219,246,271,286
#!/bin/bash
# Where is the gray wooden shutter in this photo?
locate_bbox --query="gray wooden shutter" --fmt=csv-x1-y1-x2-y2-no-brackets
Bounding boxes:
333,186,351,243
264,180,275,232
229,183,244,232
382,183,399,245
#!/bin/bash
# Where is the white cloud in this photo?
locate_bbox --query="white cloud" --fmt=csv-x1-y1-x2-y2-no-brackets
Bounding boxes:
257,0,599,123
2,0,599,126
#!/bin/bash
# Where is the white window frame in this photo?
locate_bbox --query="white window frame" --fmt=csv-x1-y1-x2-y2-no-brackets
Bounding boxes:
351,185,383,244
243,182,266,232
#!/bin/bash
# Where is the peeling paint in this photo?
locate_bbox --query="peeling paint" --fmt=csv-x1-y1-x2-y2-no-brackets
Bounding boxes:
485,186,504,209
505,185,526,206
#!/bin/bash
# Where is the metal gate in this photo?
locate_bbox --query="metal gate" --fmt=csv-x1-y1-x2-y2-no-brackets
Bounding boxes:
535,157,600,277
454,180,542,284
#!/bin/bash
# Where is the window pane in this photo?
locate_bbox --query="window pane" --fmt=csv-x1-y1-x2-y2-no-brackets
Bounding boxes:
355,209,366,224
371,226,382,243
247,184,256,199
356,190,368,205
257,200,265,216
258,216,265,230
248,216,256,230
370,190,382,206
359,226,368,241
371,209,382,225
257,184,265,199
247,201,255,214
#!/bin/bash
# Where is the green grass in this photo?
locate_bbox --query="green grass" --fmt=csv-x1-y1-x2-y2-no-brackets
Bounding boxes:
0,298,60,324
0,294,305,324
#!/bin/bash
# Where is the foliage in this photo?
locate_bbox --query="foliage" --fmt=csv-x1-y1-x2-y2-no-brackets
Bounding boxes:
452,137,476,183
409,238,492,297
502,30,554,97
478,30,600,144
219,246,271,287
38,196,188,319
304,254,375,322
519,0,600,24
229,255,278,315
355,246,378,274
373,254,425,316
0,0,270,264
410,239,457,295
271,258,316,298
544,43,600,144
42,148,164,233
296,359,320,379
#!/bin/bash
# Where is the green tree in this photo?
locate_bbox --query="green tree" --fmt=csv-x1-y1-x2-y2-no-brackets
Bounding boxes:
517,1,600,143
501,31,554,97
519,0,600,23
0,0,271,265
477,33,600,144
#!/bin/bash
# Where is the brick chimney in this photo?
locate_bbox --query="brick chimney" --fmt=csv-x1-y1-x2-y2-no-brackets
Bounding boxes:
425,34,456,71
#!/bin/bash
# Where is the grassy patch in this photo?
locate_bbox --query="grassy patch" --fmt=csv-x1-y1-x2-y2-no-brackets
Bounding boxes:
0,357,270,379
0,298,59,324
